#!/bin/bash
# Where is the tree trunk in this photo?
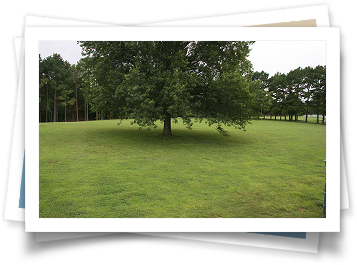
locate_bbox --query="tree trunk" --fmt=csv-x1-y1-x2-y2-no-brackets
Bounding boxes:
322,114,325,125
46,82,49,123
53,85,57,122
305,108,308,123
64,99,67,122
75,81,78,121
84,98,87,121
162,113,172,136
316,110,319,124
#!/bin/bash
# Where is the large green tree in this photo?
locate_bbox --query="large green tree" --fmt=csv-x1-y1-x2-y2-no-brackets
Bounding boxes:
79,41,255,136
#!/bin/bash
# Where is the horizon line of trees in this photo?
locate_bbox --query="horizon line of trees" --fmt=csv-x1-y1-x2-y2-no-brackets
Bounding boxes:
39,47,326,129
251,65,326,124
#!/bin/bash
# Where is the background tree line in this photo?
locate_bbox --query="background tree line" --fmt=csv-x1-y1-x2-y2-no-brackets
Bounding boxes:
39,53,96,123
250,65,326,124
39,43,326,134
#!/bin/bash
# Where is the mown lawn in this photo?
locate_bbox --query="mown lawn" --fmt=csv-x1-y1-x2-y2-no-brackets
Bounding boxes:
39,118,326,218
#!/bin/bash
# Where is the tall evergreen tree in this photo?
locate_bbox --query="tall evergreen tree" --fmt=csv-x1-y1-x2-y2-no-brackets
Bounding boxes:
40,53,73,122
311,65,326,124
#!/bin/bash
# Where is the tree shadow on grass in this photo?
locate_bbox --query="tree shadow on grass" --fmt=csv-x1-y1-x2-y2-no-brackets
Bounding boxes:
87,124,256,150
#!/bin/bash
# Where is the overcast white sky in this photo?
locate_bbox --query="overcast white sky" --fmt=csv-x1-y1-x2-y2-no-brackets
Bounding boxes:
39,41,82,65
248,41,326,76
39,40,326,77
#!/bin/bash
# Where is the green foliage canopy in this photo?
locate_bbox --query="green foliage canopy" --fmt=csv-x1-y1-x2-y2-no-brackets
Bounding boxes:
79,41,255,135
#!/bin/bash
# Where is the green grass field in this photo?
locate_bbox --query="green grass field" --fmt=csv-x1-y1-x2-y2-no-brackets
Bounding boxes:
39,118,326,218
